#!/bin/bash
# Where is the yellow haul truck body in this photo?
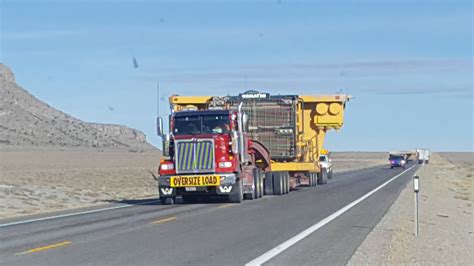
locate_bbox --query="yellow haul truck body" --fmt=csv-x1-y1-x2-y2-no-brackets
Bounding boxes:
166,90,350,191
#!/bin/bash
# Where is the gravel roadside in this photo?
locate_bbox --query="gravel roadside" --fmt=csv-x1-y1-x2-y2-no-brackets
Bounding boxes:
348,153,473,265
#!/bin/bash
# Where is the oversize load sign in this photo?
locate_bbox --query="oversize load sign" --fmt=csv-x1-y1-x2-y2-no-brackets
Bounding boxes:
170,175,220,187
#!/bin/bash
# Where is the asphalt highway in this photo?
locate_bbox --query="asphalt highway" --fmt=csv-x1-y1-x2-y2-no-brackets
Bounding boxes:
0,162,418,265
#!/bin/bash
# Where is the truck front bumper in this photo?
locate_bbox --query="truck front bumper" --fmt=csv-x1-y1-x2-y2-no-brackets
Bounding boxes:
158,173,238,197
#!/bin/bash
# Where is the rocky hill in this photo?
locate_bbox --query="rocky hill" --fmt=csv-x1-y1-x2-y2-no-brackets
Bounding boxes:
0,63,156,151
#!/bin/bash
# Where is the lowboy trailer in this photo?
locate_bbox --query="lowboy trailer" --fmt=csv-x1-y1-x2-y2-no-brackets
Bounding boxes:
156,90,351,204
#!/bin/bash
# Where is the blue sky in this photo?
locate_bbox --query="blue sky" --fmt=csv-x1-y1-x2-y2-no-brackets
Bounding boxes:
1,0,472,151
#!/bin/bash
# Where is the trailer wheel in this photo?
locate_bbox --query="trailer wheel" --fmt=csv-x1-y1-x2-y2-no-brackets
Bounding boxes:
281,172,287,194
229,179,243,203
273,172,284,195
264,172,274,195
308,173,314,187
258,169,264,198
312,173,318,186
252,168,261,199
282,172,290,194
317,168,328,185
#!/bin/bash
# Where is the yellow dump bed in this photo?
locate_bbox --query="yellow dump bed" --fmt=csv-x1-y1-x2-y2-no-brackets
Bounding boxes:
169,92,351,173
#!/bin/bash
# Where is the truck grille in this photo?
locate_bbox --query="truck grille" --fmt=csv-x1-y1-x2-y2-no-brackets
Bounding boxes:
176,140,214,173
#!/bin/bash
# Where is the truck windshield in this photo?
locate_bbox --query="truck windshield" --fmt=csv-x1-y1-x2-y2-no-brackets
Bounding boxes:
173,114,230,135
390,156,404,160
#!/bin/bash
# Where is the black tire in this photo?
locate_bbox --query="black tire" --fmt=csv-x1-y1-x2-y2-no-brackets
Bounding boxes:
258,169,264,198
273,172,284,195
264,172,274,195
312,173,317,187
317,168,328,185
252,168,261,199
285,172,290,193
328,169,333,179
308,173,314,187
282,172,288,194
160,197,175,205
229,179,243,203
160,197,167,205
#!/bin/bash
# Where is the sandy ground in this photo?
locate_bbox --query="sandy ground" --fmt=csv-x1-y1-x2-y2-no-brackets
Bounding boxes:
348,152,473,265
0,150,388,220
331,152,388,172
0,149,160,219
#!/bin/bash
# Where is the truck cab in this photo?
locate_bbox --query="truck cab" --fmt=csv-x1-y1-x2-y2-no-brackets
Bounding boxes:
157,109,246,204
389,154,406,169
156,97,275,204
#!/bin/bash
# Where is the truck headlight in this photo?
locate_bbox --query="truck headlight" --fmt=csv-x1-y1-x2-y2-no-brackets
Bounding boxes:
160,163,174,170
219,162,233,168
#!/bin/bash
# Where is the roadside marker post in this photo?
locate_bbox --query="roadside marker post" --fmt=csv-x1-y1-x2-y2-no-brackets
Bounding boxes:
413,175,420,236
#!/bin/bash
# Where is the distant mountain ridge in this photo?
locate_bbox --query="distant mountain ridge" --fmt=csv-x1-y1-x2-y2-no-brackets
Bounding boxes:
0,63,156,151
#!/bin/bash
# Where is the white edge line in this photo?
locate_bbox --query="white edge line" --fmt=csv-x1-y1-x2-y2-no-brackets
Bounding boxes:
245,164,416,266
0,199,161,228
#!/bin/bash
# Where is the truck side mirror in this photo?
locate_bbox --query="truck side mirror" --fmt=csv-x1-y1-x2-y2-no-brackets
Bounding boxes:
156,117,164,136
162,133,170,156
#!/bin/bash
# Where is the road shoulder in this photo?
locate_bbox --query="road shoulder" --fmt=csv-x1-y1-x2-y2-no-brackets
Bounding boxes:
348,153,473,265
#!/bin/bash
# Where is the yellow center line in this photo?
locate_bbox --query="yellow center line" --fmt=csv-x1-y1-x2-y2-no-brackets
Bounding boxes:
218,204,235,209
15,241,72,256
151,216,176,224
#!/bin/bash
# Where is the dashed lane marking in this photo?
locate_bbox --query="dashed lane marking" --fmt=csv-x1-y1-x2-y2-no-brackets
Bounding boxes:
15,241,72,256
151,216,176,224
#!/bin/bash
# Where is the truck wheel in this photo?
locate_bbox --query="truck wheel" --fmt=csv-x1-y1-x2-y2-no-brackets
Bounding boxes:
264,172,274,195
317,168,328,185
308,173,313,187
282,172,290,194
287,172,291,193
229,179,243,203
328,169,333,179
258,169,264,198
311,173,317,187
273,172,284,195
160,197,175,205
252,168,261,199
281,172,287,194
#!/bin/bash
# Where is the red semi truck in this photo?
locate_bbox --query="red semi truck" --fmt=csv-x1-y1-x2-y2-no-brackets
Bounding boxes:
156,91,350,204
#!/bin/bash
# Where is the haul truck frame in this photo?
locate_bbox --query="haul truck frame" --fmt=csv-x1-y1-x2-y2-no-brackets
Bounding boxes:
156,90,351,204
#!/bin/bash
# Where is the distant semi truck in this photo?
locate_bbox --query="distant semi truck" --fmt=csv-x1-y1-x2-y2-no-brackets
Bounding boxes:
416,149,430,164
